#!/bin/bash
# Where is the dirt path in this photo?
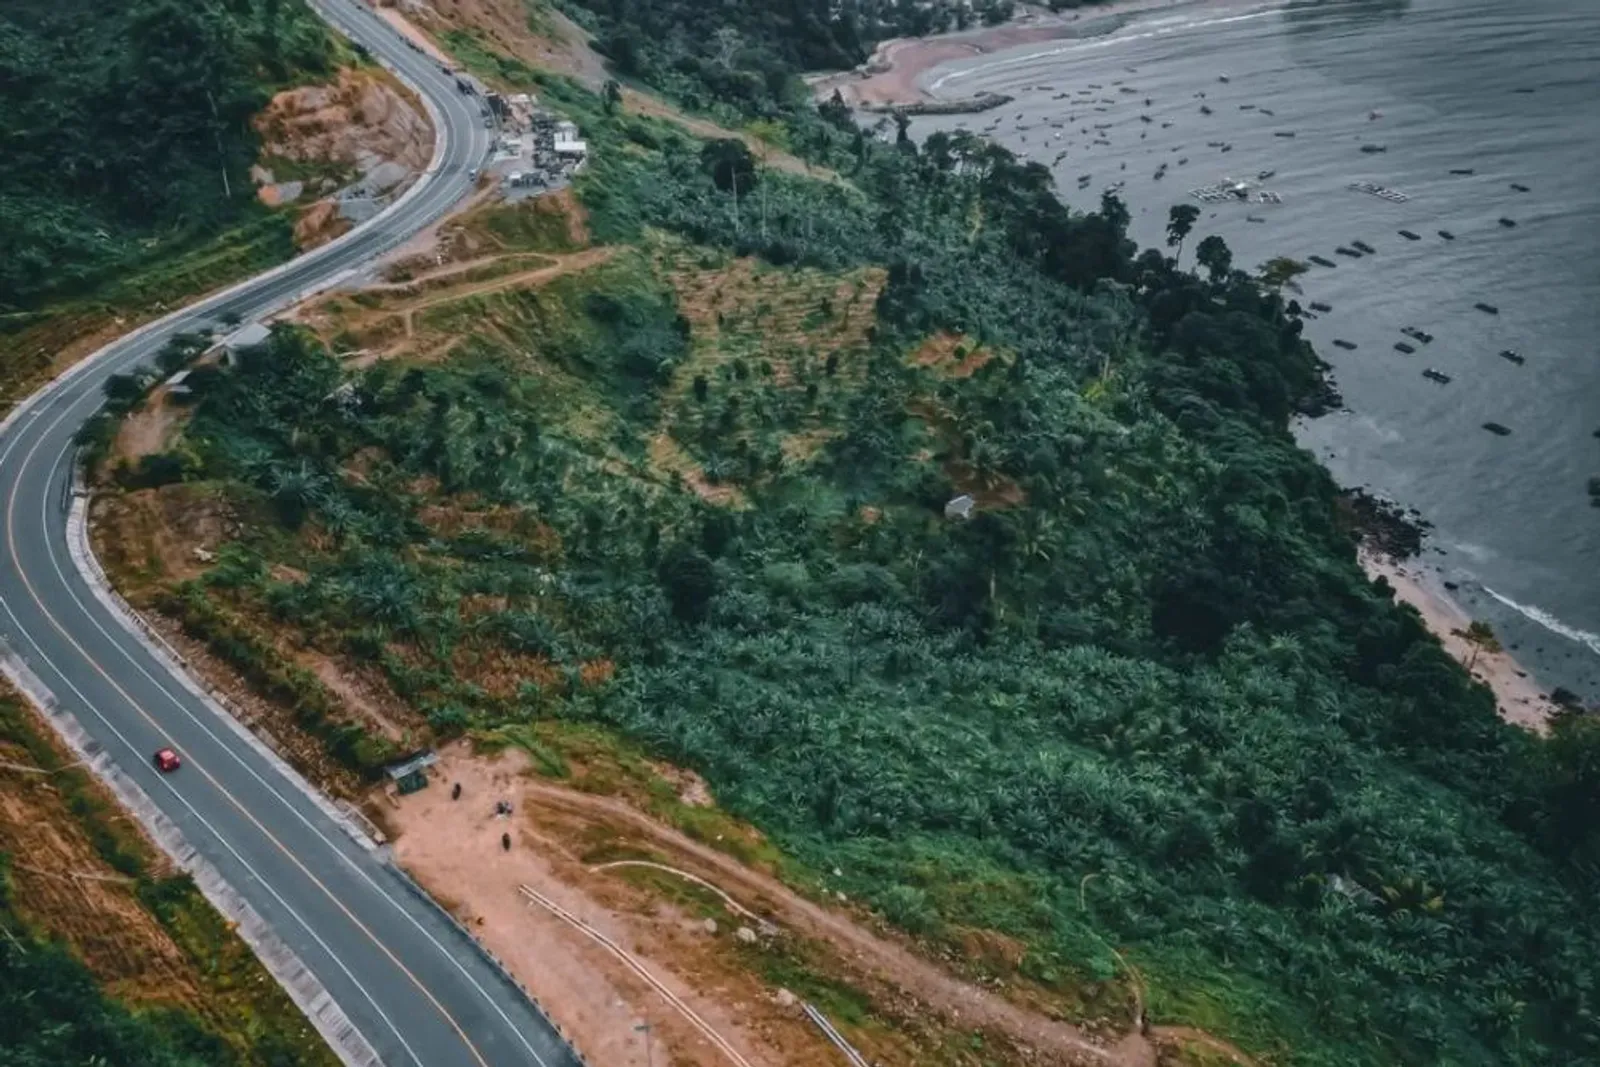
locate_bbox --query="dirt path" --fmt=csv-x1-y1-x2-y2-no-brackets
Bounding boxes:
518,780,1136,1066
403,246,614,312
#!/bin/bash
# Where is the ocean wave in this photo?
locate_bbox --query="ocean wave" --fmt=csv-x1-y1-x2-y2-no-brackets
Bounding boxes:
1483,587,1600,656
929,6,1283,91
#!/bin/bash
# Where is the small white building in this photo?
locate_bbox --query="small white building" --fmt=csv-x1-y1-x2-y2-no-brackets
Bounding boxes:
553,120,587,159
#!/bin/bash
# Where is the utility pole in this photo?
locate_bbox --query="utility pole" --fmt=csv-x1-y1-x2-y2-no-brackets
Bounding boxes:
206,89,232,199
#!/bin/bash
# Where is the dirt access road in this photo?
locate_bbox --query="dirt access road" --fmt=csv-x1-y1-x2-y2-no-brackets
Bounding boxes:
384,746,1256,1067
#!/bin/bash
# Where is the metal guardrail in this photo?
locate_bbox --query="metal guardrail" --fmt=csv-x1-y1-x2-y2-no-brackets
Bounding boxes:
803,1002,873,1067
386,867,593,1066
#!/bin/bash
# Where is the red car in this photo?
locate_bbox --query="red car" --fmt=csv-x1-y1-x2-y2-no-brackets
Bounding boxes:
153,747,182,773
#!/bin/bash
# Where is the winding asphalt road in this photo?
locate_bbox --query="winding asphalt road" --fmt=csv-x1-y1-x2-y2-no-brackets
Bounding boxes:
0,3,585,1066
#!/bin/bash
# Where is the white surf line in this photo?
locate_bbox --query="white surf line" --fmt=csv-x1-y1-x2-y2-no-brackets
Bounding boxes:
1482,586,1600,657
929,5,1285,93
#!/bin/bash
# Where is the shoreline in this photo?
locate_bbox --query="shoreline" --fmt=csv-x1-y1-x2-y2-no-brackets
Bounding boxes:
817,0,1581,731
810,0,1246,109
1362,551,1557,732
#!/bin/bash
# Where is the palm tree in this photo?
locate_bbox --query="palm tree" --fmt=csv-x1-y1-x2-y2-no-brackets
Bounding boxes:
1165,204,1201,266
1454,620,1501,671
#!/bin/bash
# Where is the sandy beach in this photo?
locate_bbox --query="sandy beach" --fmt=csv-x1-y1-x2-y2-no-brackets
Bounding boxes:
810,0,1247,108
1363,552,1557,732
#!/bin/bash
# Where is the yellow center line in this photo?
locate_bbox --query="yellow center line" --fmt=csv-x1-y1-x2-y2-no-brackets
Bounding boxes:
5,428,493,1067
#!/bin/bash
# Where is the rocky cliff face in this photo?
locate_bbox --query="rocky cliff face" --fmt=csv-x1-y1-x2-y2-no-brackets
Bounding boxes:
251,67,435,249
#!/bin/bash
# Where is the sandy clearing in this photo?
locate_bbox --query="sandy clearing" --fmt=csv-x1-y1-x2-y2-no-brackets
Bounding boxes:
813,0,1258,108
1363,551,1557,731
384,745,1162,1067
384,749,818,1067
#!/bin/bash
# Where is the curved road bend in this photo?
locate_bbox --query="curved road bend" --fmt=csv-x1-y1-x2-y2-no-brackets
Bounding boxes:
0,3,584,1066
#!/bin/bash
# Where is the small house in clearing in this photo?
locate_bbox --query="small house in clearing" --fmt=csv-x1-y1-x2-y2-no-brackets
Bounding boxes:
217,322,272,367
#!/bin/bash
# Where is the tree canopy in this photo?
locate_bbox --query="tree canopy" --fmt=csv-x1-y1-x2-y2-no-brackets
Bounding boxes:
0,0,335,312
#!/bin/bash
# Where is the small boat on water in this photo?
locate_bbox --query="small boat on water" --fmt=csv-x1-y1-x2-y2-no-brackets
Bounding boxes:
1336,246,1363,258
1511,183,1531,192
1310,255,1338,268
1449,168,1475,176
1423,369,1452,384
1240,103,1256,111
1274,131,1297,138
1395,342,1416,354
1310,301,1333,312
1475,302,1500,315
1219,74,1231,82
1200,104,1213,115
1499,349,1525,365
1258,169,1276,180
1246,215,1266,223
1360,144,1388,154
1350,181,1409,202
1499,217,1518,228
1483,422,1512,436
1399,230,1422,240
1332,339,1358,350
1439,230,1457,240
1352,240,1376,254
1401,327,1434,343
1260,107,1276,116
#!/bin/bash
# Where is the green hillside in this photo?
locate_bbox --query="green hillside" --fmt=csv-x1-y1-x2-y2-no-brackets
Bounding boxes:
88,37,1600,1065
0,0,337,315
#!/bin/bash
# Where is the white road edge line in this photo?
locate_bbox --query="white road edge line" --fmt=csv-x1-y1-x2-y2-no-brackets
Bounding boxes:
0,4,473,1065
45,423,558,1067
0,4,575,1064
0,632,399,1067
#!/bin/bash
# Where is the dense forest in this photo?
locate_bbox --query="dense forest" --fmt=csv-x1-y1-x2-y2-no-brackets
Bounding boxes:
91,19,1600,1062
559,0,1020,116
0,0,336,314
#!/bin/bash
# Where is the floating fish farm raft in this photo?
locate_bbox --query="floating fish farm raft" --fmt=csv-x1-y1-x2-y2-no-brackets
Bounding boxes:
1349,180,1409,202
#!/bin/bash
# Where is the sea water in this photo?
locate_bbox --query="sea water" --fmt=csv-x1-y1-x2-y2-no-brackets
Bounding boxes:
910,0,1600,700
